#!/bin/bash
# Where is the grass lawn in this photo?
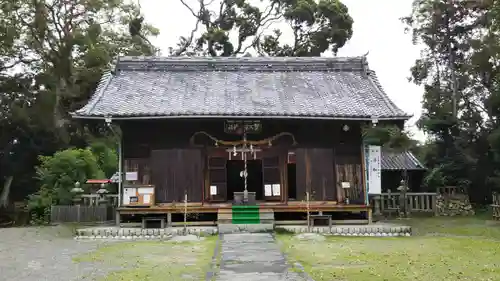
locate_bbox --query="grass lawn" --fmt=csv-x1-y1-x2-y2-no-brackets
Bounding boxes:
73,236,218,281
278,216,500,281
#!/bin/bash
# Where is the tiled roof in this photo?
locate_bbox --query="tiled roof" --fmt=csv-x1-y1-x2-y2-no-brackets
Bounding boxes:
381,150,425,171
73,56,410,120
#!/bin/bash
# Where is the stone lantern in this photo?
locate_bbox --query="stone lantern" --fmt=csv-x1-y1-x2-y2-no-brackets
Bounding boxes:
71,181,84,205
96,183,110,204
397,179,410,218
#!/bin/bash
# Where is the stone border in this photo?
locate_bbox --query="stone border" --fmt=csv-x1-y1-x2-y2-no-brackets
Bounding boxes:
205,233,222,281
276,225,412,236
74,224,411,240
74,227,218,240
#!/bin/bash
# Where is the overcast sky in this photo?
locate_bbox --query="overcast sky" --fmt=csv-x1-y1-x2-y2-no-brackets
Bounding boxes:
140,0,425,141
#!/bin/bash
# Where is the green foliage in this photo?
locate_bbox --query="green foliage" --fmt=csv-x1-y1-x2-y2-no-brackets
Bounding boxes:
28,143,117,223
361,125,413,151
89,141,118,178
404,0,500,202
423,165,446,190
170,0,353,56
0,0,157,204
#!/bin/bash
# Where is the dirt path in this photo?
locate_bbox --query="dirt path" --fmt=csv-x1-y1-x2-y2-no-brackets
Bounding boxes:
0,226,113,281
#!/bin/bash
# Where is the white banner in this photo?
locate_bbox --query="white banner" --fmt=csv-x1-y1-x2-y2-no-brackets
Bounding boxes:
367,145,382,194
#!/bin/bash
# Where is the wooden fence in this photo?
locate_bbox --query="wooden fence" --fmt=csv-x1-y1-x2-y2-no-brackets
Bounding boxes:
81,194,119,206
372,192,438,216
50,205,116,223
492,192,500,220
50,194,118,223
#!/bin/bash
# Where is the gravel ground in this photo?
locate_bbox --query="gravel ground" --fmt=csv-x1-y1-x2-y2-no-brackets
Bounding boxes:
0,226,116,281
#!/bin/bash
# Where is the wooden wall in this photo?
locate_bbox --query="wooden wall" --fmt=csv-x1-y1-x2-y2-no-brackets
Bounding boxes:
120,119,365,203
150,149,204,203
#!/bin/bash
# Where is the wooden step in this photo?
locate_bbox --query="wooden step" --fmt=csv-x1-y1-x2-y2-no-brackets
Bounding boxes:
217,213,232,220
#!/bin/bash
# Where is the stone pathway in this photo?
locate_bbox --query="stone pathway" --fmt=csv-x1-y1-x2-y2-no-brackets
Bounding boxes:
216,233,310,281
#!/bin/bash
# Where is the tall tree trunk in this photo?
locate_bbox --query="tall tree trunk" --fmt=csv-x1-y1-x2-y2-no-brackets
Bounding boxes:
0,176,14,208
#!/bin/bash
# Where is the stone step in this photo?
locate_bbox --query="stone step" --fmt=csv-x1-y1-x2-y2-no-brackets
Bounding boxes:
259,213,274,220
218,223,274,234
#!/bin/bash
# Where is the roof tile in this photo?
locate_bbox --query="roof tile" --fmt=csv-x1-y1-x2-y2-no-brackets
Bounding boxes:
73,56,410,119
382,150,425,170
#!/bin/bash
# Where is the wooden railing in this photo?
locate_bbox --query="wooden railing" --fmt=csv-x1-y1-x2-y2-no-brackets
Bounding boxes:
437,186,459,196
372,192,438,216
492,192,500,221
81,194,119,206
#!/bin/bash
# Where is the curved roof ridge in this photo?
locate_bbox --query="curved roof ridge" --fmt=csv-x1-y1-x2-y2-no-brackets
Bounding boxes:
114,56,369,72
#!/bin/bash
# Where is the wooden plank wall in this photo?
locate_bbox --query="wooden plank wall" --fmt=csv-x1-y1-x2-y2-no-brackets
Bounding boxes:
151,149,204,203
295,148,336,201
334,144,363,203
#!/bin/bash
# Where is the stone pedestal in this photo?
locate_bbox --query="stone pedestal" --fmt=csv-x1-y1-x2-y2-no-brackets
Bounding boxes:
234,192,256,205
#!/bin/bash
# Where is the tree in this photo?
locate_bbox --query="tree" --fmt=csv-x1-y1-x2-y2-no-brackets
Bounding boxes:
28,147,105,222
0,0,159,207
404,0,500,202
169,0,353,57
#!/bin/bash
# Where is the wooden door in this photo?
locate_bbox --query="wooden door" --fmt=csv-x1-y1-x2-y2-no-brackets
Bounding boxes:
151,149,204,203
262,153,282,201
295,148,336,201
206,150,227,202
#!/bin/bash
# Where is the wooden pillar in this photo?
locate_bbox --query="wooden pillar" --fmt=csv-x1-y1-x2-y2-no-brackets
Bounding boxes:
167,212,172,227
115,209,121,227
360,144,367,205
373,195,382,216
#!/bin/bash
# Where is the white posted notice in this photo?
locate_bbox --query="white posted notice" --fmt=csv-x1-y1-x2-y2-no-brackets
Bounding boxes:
264,184,272,196
367,145,382,194
272,184,281,196
210,185,217,195
125,171,138,181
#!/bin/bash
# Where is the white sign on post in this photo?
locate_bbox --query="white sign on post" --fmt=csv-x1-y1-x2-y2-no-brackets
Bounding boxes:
367,145,382,195
125,172,138,181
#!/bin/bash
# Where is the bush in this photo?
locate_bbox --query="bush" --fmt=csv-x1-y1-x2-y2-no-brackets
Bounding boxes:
28,148,105,223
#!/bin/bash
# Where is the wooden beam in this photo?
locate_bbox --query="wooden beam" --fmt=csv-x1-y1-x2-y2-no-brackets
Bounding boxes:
360,144,367,204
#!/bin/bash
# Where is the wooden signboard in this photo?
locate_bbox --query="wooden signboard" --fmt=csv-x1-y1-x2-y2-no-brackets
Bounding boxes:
224,120,262,134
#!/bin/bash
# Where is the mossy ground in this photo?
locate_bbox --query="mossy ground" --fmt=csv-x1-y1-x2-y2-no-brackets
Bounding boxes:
73,236,218,281
277,216,500,281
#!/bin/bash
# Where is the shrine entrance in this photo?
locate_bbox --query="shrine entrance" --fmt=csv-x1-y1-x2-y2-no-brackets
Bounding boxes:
226,160,264,201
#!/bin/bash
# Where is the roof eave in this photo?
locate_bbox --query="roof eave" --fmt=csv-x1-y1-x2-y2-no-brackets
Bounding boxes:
71,113,412,121
383,167,426,171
